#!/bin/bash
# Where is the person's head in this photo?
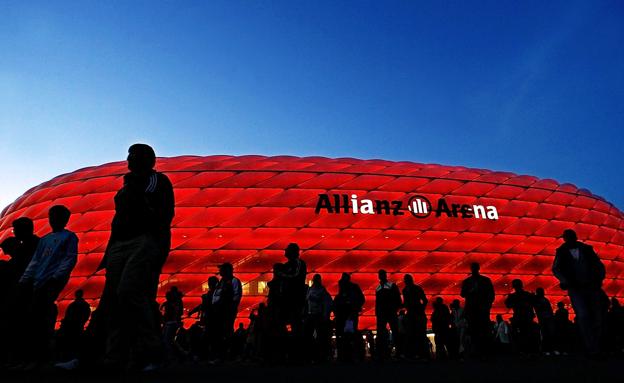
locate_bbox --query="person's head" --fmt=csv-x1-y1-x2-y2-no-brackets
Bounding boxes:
75,289,84,299
48,205,71,232
12,217,34,240
470,262,480,276
208,276,219,289
496,314,503,323
0,237,18,256
378,269,387,283
562,229,578,245
536,287,545,297
312,273,322,286
450,299,460,309
340,272,351,283
511,279,523,292
399,309,406,316
238,323,244,329
127,143,156,174
557,301,565,309
219,262,234,278
435,297,443,305
403,273,414,286
285,243,300,261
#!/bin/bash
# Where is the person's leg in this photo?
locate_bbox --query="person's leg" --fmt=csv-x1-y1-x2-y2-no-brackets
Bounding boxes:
376,316,389,360
103,239,130,366
388,314,399,358
569,289,600,354
119,236,165,366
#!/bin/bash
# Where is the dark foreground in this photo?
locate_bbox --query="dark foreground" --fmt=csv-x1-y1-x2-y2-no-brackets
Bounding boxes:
1,356,622,383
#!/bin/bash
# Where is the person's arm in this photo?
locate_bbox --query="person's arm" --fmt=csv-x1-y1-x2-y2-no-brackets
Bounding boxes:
487,279,495,305
52,233,79,281
504,294,513,309
552,248,569,289
420,287,428,307
19,238,45,283
158,173,175,229
460,280,467,298
188,304,202,317
232,278,242,305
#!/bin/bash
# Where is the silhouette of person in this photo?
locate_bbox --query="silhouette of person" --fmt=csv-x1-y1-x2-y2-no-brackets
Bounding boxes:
5,218,41,281
449,299,467,359
375,269,402,360
504,279,537,354
533,287,554,355
276,243,307,360
431,297,451,360
18,205,78,366
333,272,365,362
189,276,219,324
304,273,332,362
606,297,624,353
161,286,184,362
212,262,242,360
0,217,41,364
552,229,606,356
266,263,287,362
493,314,511,354
99,143,175,370
402,274,428,359
188,275,218,360
460,262,495,357
57,289,91,362
553,301,572,355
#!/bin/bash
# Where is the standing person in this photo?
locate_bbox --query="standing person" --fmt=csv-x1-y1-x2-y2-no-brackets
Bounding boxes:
504,279,537,354
493,314,511,354
304,274,333,362
211,262,242,360
449,299,467,359
375,269,402,360
56,289,91,363
0,218,40,363
161,286,184,362
533,287,555,355
460,262,495,357
402,274,428,359
188,276,218,360
553,301,572,355
277,243,307,360
100,143,175,370
18,205,79,366
552,229,606,357
431,297,451,360
6,217,41,280
333,272,365,362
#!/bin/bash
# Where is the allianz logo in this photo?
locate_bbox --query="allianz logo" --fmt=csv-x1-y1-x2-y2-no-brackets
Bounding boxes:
314,194,499,220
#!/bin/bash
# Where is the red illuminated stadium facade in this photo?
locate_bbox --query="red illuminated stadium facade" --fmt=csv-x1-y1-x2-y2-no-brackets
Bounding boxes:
1,155,623,329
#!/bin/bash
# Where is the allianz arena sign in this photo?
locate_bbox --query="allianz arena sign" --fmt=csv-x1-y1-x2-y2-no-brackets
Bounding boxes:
0,155,622,328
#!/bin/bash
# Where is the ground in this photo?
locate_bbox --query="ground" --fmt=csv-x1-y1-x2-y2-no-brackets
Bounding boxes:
1,356,622,383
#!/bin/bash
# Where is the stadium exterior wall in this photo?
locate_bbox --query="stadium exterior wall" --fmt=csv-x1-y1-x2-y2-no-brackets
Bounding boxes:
1,155,623,329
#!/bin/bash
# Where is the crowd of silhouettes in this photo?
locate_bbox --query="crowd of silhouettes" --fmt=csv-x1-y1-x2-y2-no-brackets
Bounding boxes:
1,144,624,372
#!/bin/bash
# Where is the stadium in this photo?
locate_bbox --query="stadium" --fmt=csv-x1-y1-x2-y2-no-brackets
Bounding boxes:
1,155,623,329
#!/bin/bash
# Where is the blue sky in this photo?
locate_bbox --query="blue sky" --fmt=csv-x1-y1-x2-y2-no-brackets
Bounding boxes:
1,0,623,210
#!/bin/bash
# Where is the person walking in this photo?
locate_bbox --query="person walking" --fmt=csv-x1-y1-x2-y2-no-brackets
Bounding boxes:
552,229,606,357
99,143,175,370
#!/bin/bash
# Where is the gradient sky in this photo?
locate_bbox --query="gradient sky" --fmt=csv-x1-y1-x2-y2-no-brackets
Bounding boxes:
1,1,623,211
